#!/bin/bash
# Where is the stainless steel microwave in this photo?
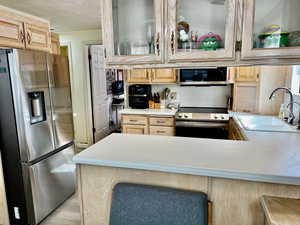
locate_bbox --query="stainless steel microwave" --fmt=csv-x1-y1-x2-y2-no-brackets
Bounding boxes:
179,67,229,86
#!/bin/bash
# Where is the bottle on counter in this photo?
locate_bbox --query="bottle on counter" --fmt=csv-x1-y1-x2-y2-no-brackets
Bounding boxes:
160,92,166,109
148,93,154,109
154,93,161,109
278,104,285,120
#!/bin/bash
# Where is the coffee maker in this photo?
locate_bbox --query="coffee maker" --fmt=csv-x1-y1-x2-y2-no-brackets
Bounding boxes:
128,84,151,109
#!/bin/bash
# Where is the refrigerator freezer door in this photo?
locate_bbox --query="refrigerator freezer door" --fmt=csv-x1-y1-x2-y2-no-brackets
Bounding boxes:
8,50,55,162
25,145,75,224
47,54,74,149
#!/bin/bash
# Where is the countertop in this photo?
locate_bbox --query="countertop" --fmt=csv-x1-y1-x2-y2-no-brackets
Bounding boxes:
74,113,300,185
120,108,177,116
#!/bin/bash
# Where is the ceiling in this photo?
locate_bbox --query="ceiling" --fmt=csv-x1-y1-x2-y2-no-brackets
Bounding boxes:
0,0,101,32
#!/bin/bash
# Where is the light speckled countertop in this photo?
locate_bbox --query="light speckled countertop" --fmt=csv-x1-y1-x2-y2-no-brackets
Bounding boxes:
74,114,300,185
120,108,177,116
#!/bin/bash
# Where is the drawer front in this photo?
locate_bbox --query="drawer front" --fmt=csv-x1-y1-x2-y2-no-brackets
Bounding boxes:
149,126,175,136
122,125,148,135
122,115,148,125
149,117,174,126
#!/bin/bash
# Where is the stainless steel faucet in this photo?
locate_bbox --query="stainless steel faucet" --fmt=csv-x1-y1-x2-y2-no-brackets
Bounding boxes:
269,87,294,125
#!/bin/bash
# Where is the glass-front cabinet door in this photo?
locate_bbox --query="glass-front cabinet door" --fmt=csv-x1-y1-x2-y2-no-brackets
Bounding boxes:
166,0,237,63
242,0,300,59
102,0,163,64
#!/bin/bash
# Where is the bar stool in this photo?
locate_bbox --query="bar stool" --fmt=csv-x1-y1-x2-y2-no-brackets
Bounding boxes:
109,183,212,225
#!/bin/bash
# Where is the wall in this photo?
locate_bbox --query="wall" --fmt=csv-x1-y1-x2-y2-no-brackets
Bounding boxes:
258,66,288,115
58,29,102,148
285,66,300,123
152,84,232,108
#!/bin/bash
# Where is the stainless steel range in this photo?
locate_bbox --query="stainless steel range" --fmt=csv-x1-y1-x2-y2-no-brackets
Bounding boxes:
175,107,230,139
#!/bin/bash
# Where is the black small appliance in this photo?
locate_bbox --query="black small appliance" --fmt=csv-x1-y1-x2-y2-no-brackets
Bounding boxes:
179,67,228,86
128,84,151,109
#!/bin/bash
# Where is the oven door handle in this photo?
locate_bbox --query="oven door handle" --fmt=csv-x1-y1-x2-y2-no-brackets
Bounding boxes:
176,121,228,128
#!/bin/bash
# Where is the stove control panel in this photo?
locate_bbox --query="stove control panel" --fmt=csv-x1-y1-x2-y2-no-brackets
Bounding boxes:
176,113,193,119
210,114,229,121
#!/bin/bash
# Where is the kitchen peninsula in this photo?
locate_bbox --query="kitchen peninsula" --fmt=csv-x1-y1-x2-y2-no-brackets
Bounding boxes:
74,116,300,225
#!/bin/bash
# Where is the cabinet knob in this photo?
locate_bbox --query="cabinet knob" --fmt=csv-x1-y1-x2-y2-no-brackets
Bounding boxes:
27,32,32,44
20,30,25,43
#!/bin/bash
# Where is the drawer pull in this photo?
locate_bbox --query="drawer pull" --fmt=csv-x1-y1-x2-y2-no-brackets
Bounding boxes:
157,131,166,134
156,121,165,124
129,120,138,122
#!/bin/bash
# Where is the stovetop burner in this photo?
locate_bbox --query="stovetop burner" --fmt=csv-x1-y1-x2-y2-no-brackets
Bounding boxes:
178,107,228,114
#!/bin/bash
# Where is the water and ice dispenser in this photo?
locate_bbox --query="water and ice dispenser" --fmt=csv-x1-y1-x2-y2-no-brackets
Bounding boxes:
28,92,46,124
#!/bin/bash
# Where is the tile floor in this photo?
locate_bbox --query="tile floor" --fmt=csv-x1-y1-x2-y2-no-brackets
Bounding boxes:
40,194,81,225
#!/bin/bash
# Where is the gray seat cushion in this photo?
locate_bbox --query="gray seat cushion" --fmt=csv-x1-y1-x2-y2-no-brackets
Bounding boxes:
109,183,208,225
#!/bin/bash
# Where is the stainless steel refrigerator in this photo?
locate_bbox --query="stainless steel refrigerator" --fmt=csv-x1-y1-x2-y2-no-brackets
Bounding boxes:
0,49,75,225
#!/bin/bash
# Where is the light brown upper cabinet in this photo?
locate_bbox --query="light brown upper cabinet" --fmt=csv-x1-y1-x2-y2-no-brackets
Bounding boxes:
241,0,300,60
0,6,51,52
101,0,300,66
235,66,259,82
24,23,51,52
101,0,164,65
0,16,25,49
127,68,177,83
151,69,177,83
51,32,61,55
233,66,288,114
166,0,237,63
127,69,150,83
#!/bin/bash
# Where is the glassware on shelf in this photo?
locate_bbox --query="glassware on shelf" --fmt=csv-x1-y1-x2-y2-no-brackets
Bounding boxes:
146,25,154,54
112,0,156,56
176,0,226,52
253,0,300,49
131,41,149,55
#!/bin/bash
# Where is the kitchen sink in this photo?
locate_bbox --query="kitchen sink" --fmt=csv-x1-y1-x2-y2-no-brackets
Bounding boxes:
237,115,299,133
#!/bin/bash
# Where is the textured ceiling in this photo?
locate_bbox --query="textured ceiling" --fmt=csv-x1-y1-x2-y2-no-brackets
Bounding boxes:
0,0,101,31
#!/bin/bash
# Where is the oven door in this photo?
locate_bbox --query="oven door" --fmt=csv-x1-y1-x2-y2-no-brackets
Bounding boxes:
176,121,229,139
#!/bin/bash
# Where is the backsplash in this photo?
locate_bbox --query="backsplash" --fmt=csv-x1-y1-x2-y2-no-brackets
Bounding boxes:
152,84,232,108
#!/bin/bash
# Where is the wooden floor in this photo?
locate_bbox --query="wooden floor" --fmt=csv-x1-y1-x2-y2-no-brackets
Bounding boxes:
40,194,81,225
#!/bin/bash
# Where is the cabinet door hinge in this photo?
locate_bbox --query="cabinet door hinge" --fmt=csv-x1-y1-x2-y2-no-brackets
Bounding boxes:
235,41,242,52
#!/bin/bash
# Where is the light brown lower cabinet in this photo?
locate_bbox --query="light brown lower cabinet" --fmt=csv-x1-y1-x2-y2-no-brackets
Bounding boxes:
122,114,175,136
122,124,149,135
149,126,175,136
228,119,246,141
